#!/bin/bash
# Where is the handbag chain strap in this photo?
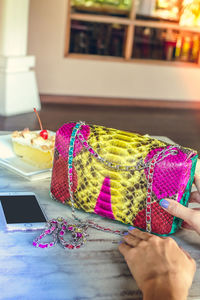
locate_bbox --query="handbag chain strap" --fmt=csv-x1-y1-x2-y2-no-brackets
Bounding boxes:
33,122,180,249
67,122,179,237
74,122,179,233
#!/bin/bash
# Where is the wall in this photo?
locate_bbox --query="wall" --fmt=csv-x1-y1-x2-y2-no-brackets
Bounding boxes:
28,0,200,101
0,0,29,56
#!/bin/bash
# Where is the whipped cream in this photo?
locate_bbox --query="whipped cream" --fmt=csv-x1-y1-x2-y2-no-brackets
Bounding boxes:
12,129,55,152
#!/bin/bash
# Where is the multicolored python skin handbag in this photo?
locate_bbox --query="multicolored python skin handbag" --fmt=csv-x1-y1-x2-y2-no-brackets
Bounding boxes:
50,121,198,236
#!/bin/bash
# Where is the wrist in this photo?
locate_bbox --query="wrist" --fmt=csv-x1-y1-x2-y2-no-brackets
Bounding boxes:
142,275,189,300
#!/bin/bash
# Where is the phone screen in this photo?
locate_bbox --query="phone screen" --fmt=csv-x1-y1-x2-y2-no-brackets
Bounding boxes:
0,195,46,224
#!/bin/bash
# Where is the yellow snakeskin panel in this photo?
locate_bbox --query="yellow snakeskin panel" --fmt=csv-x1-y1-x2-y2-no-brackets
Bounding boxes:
51,123,166,225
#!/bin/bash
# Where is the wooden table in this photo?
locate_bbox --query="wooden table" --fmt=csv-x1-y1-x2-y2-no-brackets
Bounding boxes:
0,132,199,300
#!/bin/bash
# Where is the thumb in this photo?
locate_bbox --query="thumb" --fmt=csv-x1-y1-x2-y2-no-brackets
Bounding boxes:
159,199,194,226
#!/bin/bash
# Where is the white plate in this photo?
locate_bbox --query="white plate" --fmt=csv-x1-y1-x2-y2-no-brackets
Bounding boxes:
0,132,55,181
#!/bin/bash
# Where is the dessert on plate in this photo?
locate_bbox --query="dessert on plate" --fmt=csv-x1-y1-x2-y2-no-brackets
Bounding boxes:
11,109,55,169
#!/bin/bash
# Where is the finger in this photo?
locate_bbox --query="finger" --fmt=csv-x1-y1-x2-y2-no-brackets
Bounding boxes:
182,209,200,235
182,221,194,230
123,234,141,247
118,241,131,257
189,191,200,204
179,246,193,260
194,174,200,193
159,199,194,226
128,228,153,241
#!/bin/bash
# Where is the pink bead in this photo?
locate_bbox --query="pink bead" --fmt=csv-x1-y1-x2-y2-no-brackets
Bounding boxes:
49,242,54,247
89,148,95,154
76,232,83,238
147,197,151,203
68,226,73,231
45,229,50,234
60,230,64,236
33,242,37,246
146,215,151,222
62,225,66,230
70,175,73,181
83,142,87,147
69,168,72,174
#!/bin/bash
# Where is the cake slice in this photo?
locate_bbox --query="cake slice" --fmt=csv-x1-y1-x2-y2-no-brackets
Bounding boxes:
12,128,55,169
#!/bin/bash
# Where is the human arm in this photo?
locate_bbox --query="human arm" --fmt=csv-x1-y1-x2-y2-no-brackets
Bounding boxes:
119,229,196,300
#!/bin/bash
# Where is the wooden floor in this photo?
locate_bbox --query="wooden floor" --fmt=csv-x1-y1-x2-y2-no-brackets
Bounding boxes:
1,100,200,154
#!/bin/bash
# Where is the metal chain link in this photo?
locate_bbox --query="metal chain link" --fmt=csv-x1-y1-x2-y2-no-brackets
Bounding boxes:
34,122,194,249
67,122,180,238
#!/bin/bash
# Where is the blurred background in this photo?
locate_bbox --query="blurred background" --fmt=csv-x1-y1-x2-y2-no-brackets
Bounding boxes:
0,0,200,152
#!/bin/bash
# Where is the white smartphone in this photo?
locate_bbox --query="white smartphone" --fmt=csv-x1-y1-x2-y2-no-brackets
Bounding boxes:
0,192,47,231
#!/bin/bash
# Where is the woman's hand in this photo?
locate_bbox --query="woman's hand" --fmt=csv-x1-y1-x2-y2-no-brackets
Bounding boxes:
159,174,200,235
119,229,196,300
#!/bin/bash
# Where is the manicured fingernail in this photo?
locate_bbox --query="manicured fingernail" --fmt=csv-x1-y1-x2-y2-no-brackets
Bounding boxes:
123,232,129,236
128,226,135,231
159,199,169,209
